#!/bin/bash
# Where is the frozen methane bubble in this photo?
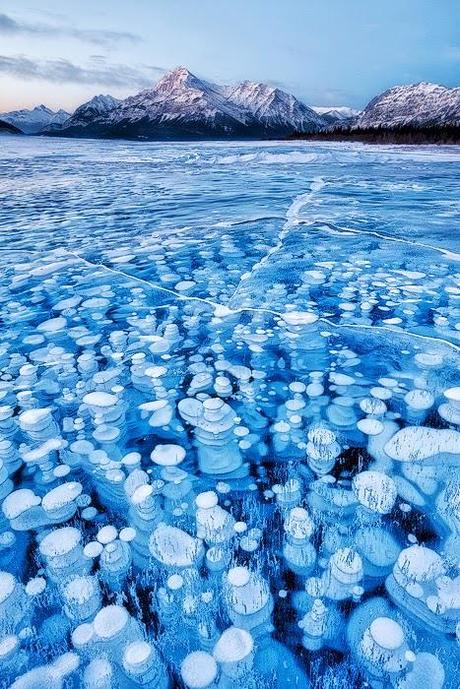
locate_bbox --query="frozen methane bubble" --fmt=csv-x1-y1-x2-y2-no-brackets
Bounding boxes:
181,651,218,689
2,488,42,530
36,316,67,334
359,616,410,678
394,652,445,689
357,418,384,436
352,471,397,514
99,537,132,592
122,639,169,688
386,544,460,633
438,387,460,425
393,544,445,585
41,481,82,521
404,389,434,423
92,604,143,656
281,311,327,372
283,506,316,574
225,566,273,633
149,523,204,569
178,397,244,475
306,426,341,476
384,427,460,463
62,575,101,622
195,491,235,545
325,547,363,600
39,526,90,582
213,626,254,679
11,652,80,689
19,407,58,441
151,443,186,466
83,658,114,689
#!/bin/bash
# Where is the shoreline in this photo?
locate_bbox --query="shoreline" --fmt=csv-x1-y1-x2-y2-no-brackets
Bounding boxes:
3,131,460,147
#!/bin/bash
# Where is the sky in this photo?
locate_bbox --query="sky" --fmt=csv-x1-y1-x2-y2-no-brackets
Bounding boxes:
0,0,459,113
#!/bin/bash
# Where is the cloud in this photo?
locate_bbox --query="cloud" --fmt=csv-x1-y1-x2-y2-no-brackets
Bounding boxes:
0,12,141,46
0,54,165,88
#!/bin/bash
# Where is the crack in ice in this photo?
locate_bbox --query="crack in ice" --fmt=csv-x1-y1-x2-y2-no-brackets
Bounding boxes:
301,220,460,262
65,250,460,355
227,176,326,303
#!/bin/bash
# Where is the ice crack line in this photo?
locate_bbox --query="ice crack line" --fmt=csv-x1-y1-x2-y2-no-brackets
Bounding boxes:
257,175,326,270
64,250,460,355
227,176,326,304
320,319,460,355
3,246,459,354
301,220,460,262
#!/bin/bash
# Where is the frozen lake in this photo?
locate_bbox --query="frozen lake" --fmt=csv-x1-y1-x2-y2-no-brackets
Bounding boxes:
1,137,460,688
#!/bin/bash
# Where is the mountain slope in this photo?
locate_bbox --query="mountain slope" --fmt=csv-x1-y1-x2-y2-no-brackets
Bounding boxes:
355,82,460,129
0,105,70,134
0,119,22,135
223,81,324,133
59,95,121,131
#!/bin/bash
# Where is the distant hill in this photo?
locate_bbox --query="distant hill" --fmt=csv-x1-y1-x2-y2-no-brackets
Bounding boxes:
311,106,361,126
46,95,121,132
0,105,70,134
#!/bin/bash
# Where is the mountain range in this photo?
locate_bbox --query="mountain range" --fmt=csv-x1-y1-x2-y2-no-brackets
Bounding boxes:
0,104,70,134
1,69,459,141
41,67,326,139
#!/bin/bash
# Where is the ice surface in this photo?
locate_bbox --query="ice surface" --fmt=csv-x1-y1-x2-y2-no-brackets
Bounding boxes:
0,137,459,688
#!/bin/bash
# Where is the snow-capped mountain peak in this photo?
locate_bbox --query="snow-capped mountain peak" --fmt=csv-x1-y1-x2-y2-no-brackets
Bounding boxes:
154,66,207,94
54,94,121,131
72,95,121,119
312,106,361,119
35,104,54,114
100,67,251,135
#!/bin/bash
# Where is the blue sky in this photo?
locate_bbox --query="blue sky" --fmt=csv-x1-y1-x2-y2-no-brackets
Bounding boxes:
0,0,459,112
